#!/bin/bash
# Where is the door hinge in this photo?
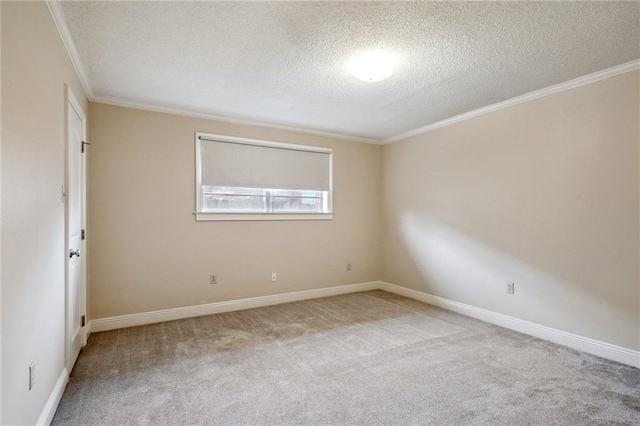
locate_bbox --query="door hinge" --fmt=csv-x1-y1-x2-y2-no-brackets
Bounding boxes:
81,315,86,327
81,229,86,240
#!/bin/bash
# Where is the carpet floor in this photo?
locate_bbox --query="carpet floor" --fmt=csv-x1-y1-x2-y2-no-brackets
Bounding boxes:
52,290,640,425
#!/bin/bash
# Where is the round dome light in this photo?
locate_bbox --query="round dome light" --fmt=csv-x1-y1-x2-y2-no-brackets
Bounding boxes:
348,50,395,83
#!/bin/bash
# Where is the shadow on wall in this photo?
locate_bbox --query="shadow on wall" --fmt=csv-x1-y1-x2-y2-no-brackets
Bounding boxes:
398,212,638,345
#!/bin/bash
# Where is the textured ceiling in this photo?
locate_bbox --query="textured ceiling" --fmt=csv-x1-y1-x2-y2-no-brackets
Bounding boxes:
60,1,640,142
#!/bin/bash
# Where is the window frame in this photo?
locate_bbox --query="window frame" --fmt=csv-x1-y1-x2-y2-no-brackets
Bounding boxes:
195,132,334,221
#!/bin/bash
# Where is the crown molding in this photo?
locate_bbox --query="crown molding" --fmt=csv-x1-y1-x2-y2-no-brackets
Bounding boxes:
45,0,94,99
44,0,638,146
44,0,380,144
383,59,640,144
91,96,382,144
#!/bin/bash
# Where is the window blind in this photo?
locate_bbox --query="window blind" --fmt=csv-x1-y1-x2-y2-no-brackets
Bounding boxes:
199,137,331,191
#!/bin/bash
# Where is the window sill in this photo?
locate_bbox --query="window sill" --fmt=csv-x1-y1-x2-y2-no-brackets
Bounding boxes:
195,212,334,222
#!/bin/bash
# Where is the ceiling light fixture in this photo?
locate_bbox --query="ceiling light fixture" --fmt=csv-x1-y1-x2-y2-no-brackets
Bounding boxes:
348,50,395,83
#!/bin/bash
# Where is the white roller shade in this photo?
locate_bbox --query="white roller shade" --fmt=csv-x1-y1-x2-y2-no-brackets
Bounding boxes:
200,137,331,191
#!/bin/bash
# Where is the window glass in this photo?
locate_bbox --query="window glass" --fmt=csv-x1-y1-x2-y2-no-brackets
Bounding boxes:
196,133,333,220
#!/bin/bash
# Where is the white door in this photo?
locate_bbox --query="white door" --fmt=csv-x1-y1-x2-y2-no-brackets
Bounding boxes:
66,88,87,372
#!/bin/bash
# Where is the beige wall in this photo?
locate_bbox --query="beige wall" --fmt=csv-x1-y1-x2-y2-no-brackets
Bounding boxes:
1,1,88,424
87,103,382,319
0,2,3,422
88,73,640,352
383,71,640,351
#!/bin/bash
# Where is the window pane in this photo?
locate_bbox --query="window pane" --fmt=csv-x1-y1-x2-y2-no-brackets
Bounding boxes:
270,189,324,213
196,134,333,219
200,186,327,213
202,194,266,212
201,186,266,212
270,195,323,213
270,189,323,198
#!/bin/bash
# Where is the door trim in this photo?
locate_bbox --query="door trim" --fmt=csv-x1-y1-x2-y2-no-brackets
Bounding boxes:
65,85,87,373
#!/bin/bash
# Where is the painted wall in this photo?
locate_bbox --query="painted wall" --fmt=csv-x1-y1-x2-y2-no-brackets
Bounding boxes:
87,103,382,319
1,2,88,424
382,71,640,351
0,2,3,422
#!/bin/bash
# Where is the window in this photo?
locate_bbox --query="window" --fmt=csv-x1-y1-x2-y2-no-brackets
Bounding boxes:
195,133,333,221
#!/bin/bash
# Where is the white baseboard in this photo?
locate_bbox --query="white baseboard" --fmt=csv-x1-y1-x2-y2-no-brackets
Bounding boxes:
38,281,639,426
89,281,380,333
86,280,639,369
379,282,640,369
37,368,69,426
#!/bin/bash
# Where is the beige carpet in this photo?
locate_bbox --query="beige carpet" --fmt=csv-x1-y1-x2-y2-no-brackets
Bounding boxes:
53,290,639,425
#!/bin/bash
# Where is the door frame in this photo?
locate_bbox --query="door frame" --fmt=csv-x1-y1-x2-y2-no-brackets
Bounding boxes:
65,85,88,373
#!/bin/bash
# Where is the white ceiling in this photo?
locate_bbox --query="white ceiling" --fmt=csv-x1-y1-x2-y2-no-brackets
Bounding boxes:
59,1,640,143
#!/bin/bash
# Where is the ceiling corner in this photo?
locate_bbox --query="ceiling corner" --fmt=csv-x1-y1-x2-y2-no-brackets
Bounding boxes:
382,59,640,145
45,0,94,99
90,95,383,145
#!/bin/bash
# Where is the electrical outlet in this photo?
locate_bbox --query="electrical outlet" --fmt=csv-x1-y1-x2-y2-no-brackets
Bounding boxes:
271,272,277,282
210,274,217,285
346,262,352,271
507,283,515,294
29,362,35,390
